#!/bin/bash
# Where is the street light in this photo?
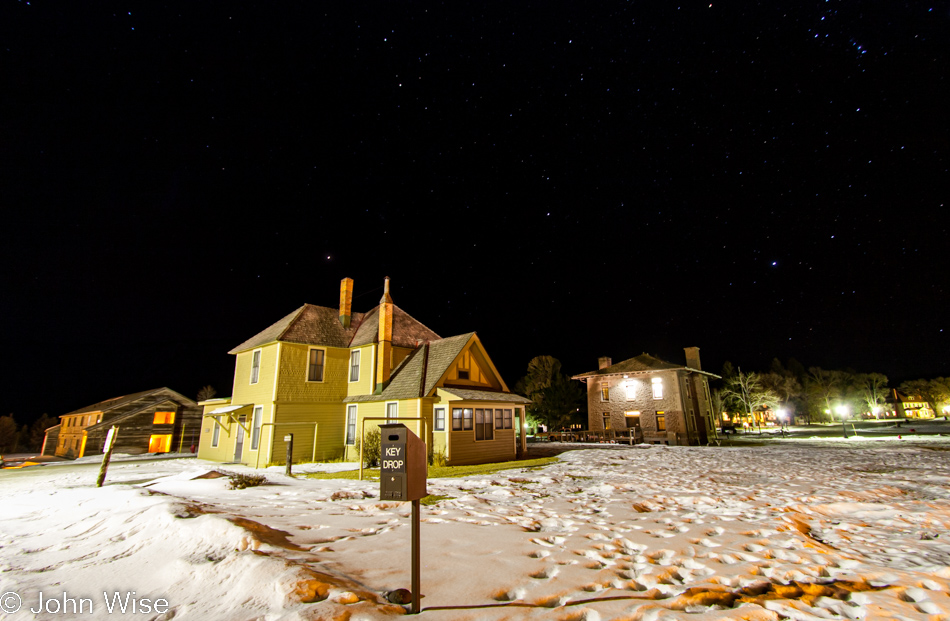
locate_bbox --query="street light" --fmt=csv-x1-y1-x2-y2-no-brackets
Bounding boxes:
776,408,787,437
835,404,849,438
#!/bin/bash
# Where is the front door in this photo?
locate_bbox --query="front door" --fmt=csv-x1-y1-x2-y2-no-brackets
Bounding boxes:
234,415,246,461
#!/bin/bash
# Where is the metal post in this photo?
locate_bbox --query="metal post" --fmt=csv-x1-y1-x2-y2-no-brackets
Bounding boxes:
411,498,420,614
286,433,294,476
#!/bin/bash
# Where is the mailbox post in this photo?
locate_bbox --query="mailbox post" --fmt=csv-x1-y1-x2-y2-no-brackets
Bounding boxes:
379,424,427,614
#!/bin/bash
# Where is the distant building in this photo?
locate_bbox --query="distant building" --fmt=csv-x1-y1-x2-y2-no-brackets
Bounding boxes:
572,348,720,445
197,277,530,467
889,389,935,419
42,388,202,459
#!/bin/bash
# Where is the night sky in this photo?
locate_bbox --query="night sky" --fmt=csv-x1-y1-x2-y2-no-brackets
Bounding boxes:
3,1,948,421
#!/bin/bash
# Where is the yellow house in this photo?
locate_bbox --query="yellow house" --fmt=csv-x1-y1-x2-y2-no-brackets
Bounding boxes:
197,277,531,467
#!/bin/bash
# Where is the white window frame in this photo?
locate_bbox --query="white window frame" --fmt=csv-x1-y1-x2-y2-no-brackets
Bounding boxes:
386,401,398,423
250,405,263,450
349,349,361,382
306,347,326,383
434,407,446,431
651,377,664,400
625,381,636,400
211,417,221,447
345,405,357,445
250,349,262,385
601,383,610,401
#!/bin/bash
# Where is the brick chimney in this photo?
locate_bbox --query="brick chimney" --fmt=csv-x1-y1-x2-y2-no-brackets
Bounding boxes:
598,356,612,370
376,277,394,390
339,277,354,328
684,347,701,371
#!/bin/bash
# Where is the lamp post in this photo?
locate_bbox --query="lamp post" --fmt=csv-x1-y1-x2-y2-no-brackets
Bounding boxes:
776,408,787,437
835,405,849,438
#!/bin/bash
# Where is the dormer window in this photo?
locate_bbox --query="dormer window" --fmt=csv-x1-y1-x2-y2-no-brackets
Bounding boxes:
651,377,664,400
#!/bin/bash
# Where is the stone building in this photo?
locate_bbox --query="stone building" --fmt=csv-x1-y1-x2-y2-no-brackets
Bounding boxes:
572,347,720,445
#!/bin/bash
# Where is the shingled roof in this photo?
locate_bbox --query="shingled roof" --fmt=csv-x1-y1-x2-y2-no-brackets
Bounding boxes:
229,303,440,354
343,332,476,403
572,353,687,378
438,387,532,404
63,387,195,416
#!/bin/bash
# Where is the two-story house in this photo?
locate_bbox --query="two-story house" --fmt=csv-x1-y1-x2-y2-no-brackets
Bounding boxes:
572,347,720,445
197,277,531,467
889,389,936,419
42,387,202,459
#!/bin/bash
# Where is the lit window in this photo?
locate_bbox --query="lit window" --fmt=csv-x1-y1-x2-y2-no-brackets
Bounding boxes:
652,377,663,400
250,349,262,384
475,408,494,441
452,408,473,431
153,411,175,425
345,405,357,445
386,402,398,423
601,385,610,401
308,349,325,382
251,406,263,450
625,381,636,400
656,411,666,431
603,413,611,430
434,407,446,431
349,350,361,382
148,434,172,453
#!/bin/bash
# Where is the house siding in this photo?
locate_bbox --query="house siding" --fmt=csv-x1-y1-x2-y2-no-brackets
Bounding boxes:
346,344,376,397
443,398,518,466
197,401,237,463
271,402,345,464
233,344,280,407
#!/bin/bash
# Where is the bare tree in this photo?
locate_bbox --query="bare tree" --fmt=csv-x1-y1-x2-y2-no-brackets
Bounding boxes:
804,367,844,423
859,373,889,416
721,369,780,431
197,385,217,402
761,372,802,410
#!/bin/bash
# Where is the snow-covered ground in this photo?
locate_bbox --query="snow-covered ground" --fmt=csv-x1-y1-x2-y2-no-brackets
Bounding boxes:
2,438,950,620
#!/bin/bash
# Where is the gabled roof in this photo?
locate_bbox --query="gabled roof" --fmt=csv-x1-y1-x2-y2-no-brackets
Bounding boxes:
344,333,477,403
438,387,532,404
572,353,719,379
350,304,441,348
63,387,195,417
229,303,440,354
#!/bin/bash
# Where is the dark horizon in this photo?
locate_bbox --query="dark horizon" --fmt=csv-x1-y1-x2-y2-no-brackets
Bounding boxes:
3,1,947,422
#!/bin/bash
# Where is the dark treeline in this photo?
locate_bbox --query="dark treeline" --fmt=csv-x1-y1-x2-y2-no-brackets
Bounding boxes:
0,413,56,454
